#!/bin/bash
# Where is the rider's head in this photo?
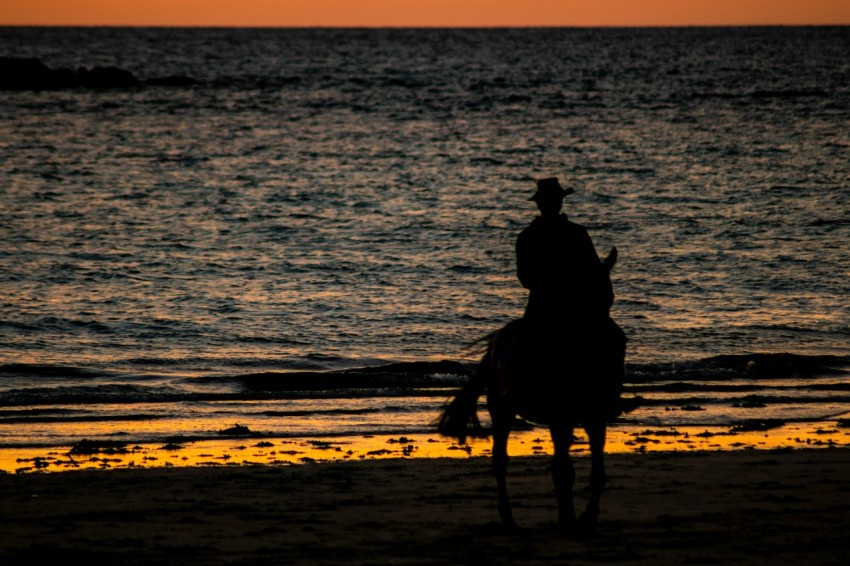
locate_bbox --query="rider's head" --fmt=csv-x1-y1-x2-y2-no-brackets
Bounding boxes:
530,177,573,217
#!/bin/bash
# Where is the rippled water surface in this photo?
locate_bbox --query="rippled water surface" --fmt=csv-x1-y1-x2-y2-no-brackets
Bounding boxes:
1,28,849,458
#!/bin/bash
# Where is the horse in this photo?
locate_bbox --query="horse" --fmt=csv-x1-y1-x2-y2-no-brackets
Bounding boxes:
437,249,627,534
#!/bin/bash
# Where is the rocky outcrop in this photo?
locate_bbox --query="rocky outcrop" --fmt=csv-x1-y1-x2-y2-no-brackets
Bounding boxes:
0,57,144,90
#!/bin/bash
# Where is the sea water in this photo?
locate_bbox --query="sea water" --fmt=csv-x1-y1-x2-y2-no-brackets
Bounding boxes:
1,27,849,470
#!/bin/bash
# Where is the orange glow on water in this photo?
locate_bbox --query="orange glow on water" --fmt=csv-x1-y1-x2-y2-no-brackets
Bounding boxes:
6,423,847,474
2,0,849,27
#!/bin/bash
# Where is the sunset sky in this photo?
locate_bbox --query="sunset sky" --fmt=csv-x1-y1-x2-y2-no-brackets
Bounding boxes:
2,0,850,27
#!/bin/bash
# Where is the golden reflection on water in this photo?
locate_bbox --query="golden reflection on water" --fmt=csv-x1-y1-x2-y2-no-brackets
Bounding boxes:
4,422,847,474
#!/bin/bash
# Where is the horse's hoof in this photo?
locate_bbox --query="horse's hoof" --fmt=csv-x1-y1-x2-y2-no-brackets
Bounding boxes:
574,512,598,538
557,509,577,530
499,515,519,530
499,508,518,531
496,515,519,532
558,517,578,534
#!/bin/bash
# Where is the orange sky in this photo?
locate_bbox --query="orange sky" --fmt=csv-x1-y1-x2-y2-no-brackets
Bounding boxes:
2,0,849,27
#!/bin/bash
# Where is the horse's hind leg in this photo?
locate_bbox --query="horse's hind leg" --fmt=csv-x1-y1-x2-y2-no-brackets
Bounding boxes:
549,422,577,529
578,422,608,534
491,415,517,528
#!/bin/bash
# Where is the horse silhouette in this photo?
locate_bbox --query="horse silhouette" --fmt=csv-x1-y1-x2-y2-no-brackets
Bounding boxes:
438,248,628,534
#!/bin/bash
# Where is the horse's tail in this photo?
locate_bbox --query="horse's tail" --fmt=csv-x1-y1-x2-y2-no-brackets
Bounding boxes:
436,365,486,445
436,331,499,445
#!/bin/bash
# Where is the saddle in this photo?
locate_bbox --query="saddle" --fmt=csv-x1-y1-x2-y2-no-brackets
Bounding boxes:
496,316,626,424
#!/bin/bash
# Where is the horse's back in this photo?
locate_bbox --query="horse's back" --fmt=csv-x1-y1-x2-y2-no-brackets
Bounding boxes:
492,317,626,425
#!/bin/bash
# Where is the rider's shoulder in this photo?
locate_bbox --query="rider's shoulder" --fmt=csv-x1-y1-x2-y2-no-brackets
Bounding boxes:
521,214,586,237
560,215,589,233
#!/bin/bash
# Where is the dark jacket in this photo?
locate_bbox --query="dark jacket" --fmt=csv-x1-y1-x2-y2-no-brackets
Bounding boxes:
516,213,613,325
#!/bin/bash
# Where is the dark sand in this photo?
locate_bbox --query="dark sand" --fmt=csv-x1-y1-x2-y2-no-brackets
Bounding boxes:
2,448,849,565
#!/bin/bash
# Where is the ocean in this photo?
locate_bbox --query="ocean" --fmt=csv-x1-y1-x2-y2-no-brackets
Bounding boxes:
1,27,849,471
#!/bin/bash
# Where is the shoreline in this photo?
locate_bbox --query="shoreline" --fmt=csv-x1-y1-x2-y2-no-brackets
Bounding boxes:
2,448,848,564
5,419,847,474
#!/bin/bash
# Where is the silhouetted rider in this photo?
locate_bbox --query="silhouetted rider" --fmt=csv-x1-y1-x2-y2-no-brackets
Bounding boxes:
510,177,626,419
517,177,613,326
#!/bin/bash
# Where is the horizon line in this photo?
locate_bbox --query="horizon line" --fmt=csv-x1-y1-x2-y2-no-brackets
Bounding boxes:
2,23,848,29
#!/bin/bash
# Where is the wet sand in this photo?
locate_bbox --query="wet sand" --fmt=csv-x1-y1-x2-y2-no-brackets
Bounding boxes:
2,448,849,565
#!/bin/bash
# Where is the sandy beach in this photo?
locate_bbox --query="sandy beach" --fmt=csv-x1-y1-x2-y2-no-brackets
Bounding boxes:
2,448,848,565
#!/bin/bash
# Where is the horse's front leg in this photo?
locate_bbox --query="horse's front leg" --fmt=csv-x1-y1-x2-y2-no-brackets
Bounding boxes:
578,421,607,534
491,411,517,528
549,421,577,529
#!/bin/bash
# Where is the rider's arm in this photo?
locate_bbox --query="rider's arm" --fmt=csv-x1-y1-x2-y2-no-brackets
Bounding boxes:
515,229,538,290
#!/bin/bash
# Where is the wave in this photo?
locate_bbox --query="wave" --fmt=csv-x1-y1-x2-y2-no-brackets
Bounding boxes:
620,393,850,408
235,360,475,392
258,405,417,418
0,412,163,424
225,354,850,396
691,89,830,100
0,384,205,407
0,364,113,379
4,354,849,387
0,360,474,406
1,354,847,408
627,353,850,382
